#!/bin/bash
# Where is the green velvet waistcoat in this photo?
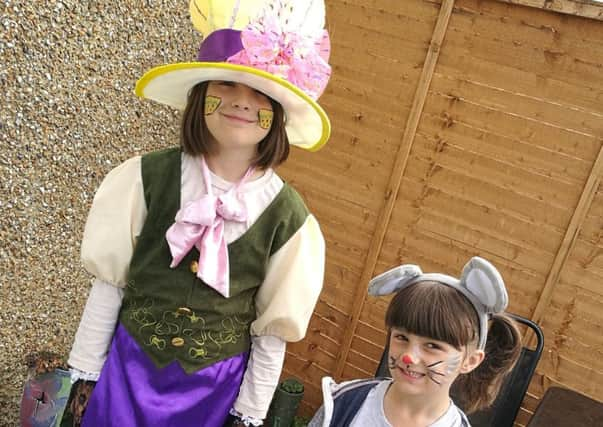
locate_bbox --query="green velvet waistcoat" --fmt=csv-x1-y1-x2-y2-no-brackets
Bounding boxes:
119,147,308,374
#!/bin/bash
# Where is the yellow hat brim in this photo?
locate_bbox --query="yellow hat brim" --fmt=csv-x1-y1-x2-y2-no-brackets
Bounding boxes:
135,62,330,151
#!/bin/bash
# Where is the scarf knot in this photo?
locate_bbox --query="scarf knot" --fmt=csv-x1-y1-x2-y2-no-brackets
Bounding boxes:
165,157,253,297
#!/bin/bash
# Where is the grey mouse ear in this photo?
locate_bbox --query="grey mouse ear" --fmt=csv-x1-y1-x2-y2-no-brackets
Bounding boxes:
460,257,508,314
368,265,423,296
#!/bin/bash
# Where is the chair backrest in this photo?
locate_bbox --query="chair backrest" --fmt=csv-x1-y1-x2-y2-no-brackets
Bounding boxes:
374,313,544,427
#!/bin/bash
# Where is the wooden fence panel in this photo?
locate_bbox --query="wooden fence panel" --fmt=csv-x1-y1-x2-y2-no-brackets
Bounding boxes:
279,0,443,415
290,0,603,422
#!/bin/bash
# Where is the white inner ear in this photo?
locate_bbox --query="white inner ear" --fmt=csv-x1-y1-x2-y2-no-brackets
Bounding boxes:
369,265,422,296
466,269,497,307
377,279,401,296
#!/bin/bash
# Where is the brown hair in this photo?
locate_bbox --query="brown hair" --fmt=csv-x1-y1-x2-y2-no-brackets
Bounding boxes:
385,281,522,413
180,81,289,169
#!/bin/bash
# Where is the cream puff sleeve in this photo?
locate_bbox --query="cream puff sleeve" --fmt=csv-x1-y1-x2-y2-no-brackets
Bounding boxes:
250,214,325,341
234,214,324,420
80,156,147,287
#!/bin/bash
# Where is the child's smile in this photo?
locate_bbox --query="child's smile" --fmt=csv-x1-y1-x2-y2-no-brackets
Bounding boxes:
204,81,274,150
388,328,465,390
398,365,426,381
221,113,256,124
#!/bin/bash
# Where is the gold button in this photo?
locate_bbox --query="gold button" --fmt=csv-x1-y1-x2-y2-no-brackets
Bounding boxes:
171,337,185,347
190,261,199,274
176,307,192,316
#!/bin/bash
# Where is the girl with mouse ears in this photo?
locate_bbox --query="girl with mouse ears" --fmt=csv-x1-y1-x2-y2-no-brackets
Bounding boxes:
63,1,332,426
309,257,522,427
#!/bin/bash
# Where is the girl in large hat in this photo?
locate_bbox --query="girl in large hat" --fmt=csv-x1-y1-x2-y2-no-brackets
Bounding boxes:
65,1,332,425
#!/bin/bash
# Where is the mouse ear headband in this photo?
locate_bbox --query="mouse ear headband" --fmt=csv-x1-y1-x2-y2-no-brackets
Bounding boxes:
368,257,508,350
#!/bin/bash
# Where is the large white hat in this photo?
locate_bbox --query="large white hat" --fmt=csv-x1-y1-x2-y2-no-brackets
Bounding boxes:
135,0,332,151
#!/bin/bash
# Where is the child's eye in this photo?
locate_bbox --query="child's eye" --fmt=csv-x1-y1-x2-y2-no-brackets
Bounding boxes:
394,334,408,342
426,342,442,350
219,81,235,87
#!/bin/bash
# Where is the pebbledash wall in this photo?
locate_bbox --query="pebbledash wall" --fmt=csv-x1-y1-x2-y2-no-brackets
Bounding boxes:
1,1,602,426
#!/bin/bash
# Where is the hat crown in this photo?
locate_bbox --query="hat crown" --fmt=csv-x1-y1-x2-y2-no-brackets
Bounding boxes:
190,0,331,101
136,0,332,151
190,0,326,37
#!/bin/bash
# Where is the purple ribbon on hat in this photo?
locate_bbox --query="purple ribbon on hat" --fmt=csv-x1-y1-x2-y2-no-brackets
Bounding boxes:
165,157,253,298
197,29,245,62
196,19,331,100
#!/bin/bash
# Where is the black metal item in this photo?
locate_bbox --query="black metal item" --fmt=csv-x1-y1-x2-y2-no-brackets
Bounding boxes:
374,331,391,378
374,313,544,427
464,314,544,427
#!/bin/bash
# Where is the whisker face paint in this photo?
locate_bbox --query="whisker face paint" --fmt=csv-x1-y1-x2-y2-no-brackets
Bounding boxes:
388,355,398,370
426,354,462,385
204,95,222,115
387,331,467,388
426,360,445,385
427,372,443,385
391,351,441,384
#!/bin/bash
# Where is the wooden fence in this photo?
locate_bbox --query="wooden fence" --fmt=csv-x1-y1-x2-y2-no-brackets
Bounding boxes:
278,0,603,424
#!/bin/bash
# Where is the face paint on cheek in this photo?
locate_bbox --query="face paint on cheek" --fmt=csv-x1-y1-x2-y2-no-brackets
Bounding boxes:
258,109,274,130
388,353,401,370
204,95,222,115
426,354,463,386
426,361,445,385
443,354,462,375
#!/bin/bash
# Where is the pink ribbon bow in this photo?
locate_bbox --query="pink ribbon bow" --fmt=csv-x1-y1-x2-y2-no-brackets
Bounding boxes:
227,13,331,100
165,157,253,298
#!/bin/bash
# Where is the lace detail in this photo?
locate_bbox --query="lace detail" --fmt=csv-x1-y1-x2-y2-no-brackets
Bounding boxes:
69,367,100,384
229,408,264,426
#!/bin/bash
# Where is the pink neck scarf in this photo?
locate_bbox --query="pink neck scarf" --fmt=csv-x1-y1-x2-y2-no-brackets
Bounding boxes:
165,157,253,298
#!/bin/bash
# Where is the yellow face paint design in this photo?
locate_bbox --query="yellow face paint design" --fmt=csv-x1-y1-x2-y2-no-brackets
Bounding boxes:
258,109,274,130
204,95,221,115
205,94,273,130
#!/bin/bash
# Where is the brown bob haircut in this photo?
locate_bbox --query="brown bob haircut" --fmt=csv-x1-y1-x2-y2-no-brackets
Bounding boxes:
180,81,290,169
386,280,479,350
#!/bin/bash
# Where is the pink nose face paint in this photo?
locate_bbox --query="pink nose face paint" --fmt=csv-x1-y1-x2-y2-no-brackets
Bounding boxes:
388,351,463,386
388,352,416,371
204,95,222,115
258,109,274,130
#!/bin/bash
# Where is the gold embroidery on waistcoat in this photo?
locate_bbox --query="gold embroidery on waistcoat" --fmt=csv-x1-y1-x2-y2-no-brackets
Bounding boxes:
126,295,245,358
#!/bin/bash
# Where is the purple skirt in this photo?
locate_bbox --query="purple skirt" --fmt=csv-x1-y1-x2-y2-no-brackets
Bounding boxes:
82,323,248,427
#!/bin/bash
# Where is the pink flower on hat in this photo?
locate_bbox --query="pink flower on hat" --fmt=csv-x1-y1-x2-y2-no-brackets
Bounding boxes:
226,12,331,100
